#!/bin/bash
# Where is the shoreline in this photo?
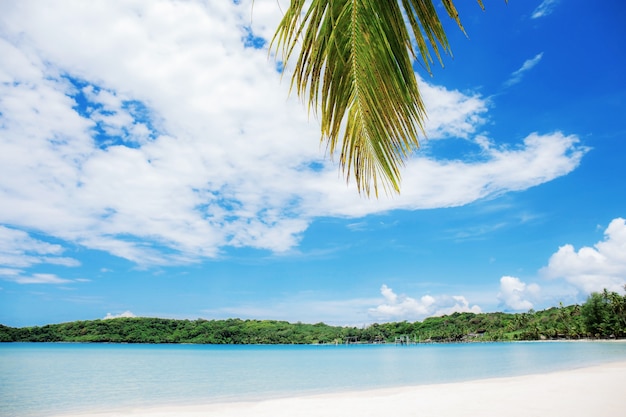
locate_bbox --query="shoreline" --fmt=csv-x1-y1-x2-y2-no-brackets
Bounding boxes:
6,336,626,345
55,360,626,417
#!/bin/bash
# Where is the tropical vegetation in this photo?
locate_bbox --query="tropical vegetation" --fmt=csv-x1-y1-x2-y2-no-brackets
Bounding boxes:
272,0,496,195
2,289,625,344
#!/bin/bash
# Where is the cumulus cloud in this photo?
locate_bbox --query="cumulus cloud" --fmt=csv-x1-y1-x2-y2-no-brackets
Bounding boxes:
498,276,541,311
541,218,626,294
368,285,481,322
505,53,544,87
532,0,560,19
0,1,586,267
104,311,137,320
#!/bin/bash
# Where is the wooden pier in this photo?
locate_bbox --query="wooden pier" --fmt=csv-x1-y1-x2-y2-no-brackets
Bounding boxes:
394,335,414,345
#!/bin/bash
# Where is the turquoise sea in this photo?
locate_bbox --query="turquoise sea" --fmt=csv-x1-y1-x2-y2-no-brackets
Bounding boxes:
2,341,626,417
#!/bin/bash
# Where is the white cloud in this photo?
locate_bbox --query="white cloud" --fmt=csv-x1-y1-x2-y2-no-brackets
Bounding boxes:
0,1,586,267
0,226,80,268
505,53,544,87
3,272,73,285
368,285,481,322
418,75,486,140
532,0,560,19
497,276,541,311
0,253,85,284
0,268,21,278
541,218,626,294
104,311,137,320
316,132,586,217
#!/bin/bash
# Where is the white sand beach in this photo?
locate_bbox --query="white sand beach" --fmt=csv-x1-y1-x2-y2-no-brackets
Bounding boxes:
59,360,626,417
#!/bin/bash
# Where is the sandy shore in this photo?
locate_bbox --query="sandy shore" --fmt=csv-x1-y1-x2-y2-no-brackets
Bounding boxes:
59,360,626,417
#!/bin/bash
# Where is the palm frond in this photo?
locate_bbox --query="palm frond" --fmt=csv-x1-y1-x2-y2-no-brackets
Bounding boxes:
271,0,482,196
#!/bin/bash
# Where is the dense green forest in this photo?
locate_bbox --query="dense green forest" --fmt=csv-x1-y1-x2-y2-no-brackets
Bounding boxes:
2,289,625,344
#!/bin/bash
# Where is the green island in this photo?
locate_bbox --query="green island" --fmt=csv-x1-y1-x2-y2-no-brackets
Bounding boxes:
2,289,625,344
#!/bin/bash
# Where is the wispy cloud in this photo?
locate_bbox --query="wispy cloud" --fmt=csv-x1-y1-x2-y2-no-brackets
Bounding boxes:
532,0,560,19
2,272,73,285
0,226,80,268
504,53,544,87
203,295,381,327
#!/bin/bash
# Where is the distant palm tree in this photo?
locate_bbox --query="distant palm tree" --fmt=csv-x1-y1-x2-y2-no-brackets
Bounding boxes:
272,0,491,196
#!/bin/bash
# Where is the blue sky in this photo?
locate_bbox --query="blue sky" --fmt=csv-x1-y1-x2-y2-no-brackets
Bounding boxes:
1,0,625,327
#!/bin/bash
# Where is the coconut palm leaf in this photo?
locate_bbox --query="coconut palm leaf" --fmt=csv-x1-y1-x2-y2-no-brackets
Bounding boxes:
272,0,488,196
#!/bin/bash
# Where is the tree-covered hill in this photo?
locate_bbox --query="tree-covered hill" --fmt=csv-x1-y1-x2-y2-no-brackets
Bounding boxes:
2,289,625,344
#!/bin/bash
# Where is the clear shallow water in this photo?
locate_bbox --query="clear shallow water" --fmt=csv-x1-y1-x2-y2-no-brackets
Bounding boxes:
2,341,626,417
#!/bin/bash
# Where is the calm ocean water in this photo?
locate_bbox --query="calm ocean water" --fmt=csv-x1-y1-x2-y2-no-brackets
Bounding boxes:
2,341,626,417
